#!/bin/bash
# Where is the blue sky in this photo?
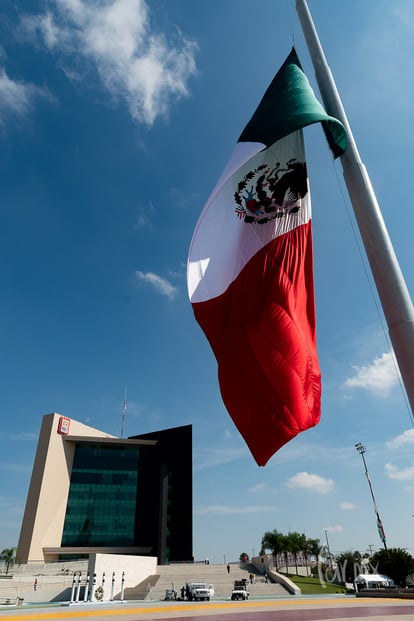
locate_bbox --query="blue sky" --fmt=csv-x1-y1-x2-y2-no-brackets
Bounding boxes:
1,0,414,565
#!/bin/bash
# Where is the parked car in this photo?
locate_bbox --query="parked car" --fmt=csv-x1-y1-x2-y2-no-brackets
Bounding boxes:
185,581,212,601
231,580,249,600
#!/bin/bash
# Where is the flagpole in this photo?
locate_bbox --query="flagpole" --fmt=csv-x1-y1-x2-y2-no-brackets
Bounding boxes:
296,0,414,418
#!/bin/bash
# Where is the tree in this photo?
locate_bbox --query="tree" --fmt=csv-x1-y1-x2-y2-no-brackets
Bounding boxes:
371,548,414,587
335,550,363,583
239,552,249,564
1,548,16,575
288,532,305,575
260,529,325,577
261,529,285,571
280,533,290,575
305,537,321,562
301,536,318,576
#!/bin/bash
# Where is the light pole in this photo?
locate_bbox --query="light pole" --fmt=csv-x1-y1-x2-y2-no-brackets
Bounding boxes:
355,442,387,551
324,529,333,569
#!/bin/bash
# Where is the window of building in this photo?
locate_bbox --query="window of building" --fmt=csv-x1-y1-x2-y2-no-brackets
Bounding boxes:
61,443,140,547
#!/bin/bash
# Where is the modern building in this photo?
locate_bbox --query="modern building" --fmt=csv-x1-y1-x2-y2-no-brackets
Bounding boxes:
17,413,193,564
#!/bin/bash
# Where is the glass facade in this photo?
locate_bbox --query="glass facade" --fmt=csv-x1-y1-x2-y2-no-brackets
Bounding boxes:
61,443,140,547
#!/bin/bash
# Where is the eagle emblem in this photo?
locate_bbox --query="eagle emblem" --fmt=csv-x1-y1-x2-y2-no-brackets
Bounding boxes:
234,159,308,224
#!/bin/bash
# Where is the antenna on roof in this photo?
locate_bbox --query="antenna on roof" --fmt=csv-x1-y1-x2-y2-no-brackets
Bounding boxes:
120,388,127,437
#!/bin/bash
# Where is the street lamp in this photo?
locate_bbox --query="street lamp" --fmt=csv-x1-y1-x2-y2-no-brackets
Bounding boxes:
324,529,333,570
355,442,387,551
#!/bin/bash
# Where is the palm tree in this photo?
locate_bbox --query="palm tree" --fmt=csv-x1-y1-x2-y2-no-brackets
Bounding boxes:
287,532,304,575
280,533,291,575
305,537,321,577
1,548,16,575
260,529,284,571
298,533,308,575
307,537,322,559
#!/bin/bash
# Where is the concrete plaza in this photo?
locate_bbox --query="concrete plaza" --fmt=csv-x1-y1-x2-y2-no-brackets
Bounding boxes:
2,595,414,621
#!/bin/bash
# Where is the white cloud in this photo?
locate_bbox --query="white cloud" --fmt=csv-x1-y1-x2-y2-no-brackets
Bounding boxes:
0,496,24,515
0,462,32,473
135,270,178,300
21,0,198,125
194,447,247,471
33,11,62,49
386,429,414,449
0,68,52,124
8,432,38,442
248,483,265,493
385,462,414,481
347,4,414,120
343,351,399,397
270,441,351,468
340,502,356,511
134,202,155,229
169,187,202,210
324,525,343,534
195,505,275,516
285,472,335,494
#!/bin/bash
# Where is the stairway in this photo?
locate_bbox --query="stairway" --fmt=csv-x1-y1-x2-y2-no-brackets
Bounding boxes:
123,563,288,601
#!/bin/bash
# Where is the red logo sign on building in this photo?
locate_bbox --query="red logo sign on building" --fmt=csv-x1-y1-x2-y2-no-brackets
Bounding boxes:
58,416,70,435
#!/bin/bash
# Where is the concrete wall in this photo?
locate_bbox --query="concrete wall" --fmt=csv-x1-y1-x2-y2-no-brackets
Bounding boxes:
269,571,301,595
356,588,414,599
251,554,301,595
17,413,115,563
87,554,157,602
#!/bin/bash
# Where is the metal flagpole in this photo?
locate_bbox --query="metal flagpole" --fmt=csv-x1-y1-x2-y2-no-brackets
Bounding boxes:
296,0,414,418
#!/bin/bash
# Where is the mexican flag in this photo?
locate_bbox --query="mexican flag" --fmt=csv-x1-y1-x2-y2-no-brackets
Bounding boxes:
187,48,346,466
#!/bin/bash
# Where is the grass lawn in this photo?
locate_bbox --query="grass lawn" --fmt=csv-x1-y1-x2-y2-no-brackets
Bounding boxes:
280,573,348,595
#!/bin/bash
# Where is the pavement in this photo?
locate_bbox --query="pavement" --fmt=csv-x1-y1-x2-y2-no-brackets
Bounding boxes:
2,595,414,621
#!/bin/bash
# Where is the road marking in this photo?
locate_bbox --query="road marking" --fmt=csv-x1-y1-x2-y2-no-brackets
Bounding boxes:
0,597,402,620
